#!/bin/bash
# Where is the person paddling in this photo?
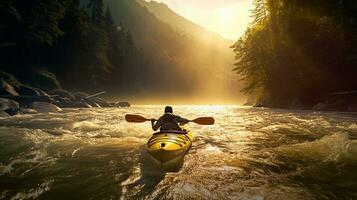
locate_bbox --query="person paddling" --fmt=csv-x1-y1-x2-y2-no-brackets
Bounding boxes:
151,106,189,131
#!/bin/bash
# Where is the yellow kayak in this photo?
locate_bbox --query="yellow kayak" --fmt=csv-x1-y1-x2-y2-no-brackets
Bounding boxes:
146,128,193,165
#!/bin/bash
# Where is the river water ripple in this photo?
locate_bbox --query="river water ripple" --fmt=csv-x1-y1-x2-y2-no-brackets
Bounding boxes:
0,106,356,199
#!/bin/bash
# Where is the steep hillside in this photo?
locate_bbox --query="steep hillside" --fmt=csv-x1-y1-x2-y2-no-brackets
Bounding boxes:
105,0,243,103
136,0,233,49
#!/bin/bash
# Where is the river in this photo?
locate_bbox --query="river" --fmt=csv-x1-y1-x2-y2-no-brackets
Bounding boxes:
0,106,356,200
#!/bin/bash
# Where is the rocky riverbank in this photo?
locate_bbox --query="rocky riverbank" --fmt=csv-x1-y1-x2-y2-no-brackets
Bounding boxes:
253,91,357,112
0,80,130,116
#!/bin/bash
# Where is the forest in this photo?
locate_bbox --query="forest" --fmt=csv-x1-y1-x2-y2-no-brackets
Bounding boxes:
0,0,141,92
0,0,239,104
232,0,357,109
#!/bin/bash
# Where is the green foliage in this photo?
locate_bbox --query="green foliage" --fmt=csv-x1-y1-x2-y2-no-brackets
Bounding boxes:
0,0,133,92
0,70,22,88
25,0,66,46
88,0,105,27
233,0,357,107
251,0,268,25
31,69,61,90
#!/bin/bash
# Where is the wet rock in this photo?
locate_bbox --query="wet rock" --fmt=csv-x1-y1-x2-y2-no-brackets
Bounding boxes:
9,95,53,107
19,85,51,97
52,98,92,108
49,89,76,101
91,97,110,107
20,108,38,114
0,111,9,117
312,100,350,112
254,98,270,108
312,101,329,111
73,92,100,108
34,88,50,97
18,85,41,96
29,101,62,113
52,97,73,108
313,91,357,112
50,89,78,108
72,101,92,108
115,101,131,107
0,97,20,116
84,99,101,108
0,80,19,96
73,92,89,101
14,86,53,106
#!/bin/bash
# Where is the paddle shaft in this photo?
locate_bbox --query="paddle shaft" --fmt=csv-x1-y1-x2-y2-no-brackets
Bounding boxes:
125,114,214,125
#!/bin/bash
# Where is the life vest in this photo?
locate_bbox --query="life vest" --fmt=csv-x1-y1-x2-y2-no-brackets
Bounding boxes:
161,113,181,131
163,113,175,123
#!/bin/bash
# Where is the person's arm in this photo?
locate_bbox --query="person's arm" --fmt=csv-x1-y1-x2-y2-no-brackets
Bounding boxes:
151,117,163,131
176,115,190,124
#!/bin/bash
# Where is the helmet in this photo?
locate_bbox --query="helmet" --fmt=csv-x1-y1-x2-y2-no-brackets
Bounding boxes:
164,106,173,113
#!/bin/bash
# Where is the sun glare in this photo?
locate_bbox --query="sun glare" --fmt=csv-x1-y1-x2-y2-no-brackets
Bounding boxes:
151,0,253,41
218,6,234,22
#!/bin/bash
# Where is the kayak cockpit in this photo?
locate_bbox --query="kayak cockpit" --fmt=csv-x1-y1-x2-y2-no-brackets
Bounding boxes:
146,128,193,165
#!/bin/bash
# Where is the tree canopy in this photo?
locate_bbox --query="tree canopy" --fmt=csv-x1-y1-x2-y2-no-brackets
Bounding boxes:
232,0,357,107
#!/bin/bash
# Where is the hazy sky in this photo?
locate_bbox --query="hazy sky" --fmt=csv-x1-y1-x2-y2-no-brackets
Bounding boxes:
147,0,253,41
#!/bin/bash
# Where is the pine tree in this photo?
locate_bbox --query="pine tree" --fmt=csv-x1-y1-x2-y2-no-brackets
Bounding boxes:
251,0,268,25
88,0,104,27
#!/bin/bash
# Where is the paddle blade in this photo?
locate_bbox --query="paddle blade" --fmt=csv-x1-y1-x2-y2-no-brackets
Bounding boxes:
192,117,215,125
125,114,150,123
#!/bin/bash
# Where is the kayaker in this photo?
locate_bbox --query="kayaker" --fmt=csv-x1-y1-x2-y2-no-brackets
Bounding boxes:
151,106,189,131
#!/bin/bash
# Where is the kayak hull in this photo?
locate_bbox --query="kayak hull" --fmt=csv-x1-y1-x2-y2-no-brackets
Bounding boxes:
146,129,193,165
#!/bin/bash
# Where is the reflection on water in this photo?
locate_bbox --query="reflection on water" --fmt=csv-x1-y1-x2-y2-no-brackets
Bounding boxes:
0,106,357,199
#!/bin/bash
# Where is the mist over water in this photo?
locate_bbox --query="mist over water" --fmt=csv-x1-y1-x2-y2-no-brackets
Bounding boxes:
0,106,357,199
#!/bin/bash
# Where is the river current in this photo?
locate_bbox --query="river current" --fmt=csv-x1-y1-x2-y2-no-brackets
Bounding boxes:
0,106,356,200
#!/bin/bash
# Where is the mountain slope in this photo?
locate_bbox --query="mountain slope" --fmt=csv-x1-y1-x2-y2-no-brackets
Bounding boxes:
105,0,243,103
136,0,233,48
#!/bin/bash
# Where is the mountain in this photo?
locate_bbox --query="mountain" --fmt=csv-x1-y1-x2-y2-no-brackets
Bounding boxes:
1,0,243,104
105,0,243,103
136,0,233,48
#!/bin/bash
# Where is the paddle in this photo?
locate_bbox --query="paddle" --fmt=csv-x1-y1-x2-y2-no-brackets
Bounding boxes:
125,114,151,123
125,114,214,125
190,117,215,125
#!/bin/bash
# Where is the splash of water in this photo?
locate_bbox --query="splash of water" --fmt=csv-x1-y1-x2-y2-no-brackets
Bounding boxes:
0,106,356,199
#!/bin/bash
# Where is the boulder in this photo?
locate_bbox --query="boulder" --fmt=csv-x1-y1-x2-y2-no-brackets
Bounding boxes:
115,101,131,107
73,92,89,101
17,85,41,96
20,108,38,114
49,89,76,101
53,99,92,108
91,97,110,107
313,100,350,112
0,97,20,116
13,86,53,106
84,99,101,108
0,80,19,96
29,102,62,113
52,97,73,108
72,101,92,108
0,111,9,117
18,85,50,97
312,101,329,111
254,98,269,108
